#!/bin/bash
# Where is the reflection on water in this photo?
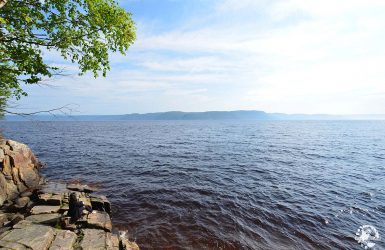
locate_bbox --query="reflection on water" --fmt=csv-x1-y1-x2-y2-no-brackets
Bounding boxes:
1,120,385,249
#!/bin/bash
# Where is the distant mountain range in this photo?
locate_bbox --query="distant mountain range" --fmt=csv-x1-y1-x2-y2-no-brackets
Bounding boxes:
3,110,385,121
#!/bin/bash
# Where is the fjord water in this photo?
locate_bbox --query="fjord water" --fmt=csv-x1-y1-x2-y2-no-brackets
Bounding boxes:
1,120,384,249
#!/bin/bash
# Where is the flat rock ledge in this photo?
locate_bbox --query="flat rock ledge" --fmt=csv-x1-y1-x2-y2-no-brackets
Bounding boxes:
0,182,139,250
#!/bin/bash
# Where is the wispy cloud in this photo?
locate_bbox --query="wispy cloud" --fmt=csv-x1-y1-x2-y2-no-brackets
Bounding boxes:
16,0,385,114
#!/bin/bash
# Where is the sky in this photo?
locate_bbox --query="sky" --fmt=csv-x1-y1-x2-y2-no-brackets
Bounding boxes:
12,0,385,115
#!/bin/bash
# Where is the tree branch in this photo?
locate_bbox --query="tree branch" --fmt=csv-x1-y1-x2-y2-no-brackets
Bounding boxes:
2,104,78,116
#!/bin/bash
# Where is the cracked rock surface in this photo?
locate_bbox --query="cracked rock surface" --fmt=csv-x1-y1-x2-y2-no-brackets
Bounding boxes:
0,182,139,250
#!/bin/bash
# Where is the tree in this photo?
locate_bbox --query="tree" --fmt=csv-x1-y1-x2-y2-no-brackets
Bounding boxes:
0,0,136,115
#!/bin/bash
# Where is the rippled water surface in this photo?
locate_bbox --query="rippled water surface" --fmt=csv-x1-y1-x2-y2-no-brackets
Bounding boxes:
1,120,385,249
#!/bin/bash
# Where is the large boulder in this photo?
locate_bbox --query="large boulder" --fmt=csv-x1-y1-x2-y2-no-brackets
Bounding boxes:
0,139,42,206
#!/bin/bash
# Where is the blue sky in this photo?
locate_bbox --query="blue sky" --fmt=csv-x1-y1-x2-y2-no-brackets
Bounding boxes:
12,0,385,115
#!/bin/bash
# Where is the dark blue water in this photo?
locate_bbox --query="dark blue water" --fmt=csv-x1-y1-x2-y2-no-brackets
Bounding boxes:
1,120,384,249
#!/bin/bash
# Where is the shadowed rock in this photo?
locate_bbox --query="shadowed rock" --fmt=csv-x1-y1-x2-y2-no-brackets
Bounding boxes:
25,213,61,226
14,197,30,209
39,193,62,206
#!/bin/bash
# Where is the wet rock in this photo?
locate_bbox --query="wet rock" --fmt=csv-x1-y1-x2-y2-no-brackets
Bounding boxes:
25,213,61,226
49,230,77,250
124,241,140,250
30,205,61,215
67,183,96,193
0,223,55,250
87,211,112,232
119,231,140,250
80,229,108,250
40,182,68,195
14,197,30,209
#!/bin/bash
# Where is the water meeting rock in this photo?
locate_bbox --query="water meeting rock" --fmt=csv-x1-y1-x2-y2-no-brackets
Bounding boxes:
0,139,140,249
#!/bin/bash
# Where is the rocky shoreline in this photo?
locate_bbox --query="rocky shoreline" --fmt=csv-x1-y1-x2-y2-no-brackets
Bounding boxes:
0,139,139,250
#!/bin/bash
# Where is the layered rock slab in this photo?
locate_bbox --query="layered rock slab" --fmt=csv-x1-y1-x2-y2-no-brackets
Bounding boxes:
0,223,55,250
87,211,112,232
30,205,61,215
0,140,42,206
80,229,118,250
49,230,77,250
25,213,61,226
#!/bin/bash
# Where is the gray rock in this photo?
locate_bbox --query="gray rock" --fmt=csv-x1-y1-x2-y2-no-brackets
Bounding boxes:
27,200,35,209
15,197,30,208
0,223,55,250
38,193,62,206
0,213,7,227
0,175,7,206
20,191,33,198
90,195,111,214
87,211,112,232
49,230,77,250
0,226,12,235
80,229,107,250
0,240,28,250
25,213,61,226
10,213,24,226
13,220,33,229
40,182,68,195
30,205,61,215
0,149,4,162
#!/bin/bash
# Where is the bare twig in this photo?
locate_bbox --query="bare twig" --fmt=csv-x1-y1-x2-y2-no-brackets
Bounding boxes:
2,104,78,117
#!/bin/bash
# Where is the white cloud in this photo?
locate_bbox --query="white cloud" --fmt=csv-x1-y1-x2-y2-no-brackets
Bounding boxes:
17,0,385,114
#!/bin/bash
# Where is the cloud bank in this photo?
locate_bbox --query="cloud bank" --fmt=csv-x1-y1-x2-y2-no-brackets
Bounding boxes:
16,0,385,114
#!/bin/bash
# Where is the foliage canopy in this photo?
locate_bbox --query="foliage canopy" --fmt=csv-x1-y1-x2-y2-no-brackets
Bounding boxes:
0,0,136,114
